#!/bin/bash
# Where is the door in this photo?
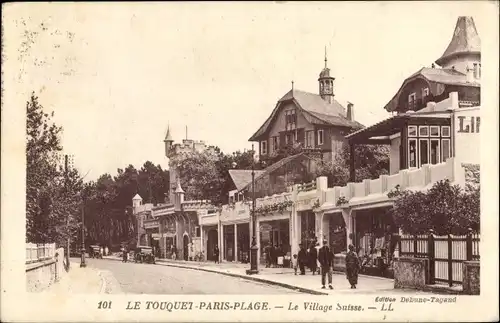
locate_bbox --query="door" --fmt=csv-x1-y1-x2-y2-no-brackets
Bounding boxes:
207,229,218,261
183,235,189,261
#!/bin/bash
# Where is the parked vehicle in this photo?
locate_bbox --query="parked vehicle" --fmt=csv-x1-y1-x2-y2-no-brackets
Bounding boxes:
134,246,155,264
90,245,103,259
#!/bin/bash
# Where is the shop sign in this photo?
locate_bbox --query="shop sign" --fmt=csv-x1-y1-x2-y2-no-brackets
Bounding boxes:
144,220,159,229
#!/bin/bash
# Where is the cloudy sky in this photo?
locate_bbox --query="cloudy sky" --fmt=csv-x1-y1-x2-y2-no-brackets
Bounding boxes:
3,1,497,180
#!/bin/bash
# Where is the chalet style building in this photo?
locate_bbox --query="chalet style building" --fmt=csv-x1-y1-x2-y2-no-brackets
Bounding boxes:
249,55,363,163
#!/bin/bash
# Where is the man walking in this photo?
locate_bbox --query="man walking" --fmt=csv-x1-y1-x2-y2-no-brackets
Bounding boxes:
298,244,307,275
318,239,334,289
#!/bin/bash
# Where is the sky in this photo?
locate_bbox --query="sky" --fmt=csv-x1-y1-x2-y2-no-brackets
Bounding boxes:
3,1,496,181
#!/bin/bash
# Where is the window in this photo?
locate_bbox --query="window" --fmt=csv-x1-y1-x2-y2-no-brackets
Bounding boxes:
408,139,417,168
260,141,267,154
317,129,324,145
442,139,451,162
422,87,429,99
272,137,279,152
408,93,417,110
430,139,440,164
285,110,297,129
430,126,440,137
195,226,201,237
408,126,418,137
419,139,429,166
305,131,314,147
419,126,429,137
285,133,292,145
441,126,450,137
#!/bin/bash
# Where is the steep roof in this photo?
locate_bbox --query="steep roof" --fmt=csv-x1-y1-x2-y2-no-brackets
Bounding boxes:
228,169,265,191
249,89,363,141
436,16,481,66
383,67,479,112
164,126,173,142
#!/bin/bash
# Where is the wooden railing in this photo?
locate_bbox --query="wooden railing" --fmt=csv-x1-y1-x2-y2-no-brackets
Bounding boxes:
26,243,56,264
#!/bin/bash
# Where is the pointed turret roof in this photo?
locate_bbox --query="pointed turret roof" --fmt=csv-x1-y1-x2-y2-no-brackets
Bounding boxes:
133,193,142,201
164,125,173,142
435,16,481,66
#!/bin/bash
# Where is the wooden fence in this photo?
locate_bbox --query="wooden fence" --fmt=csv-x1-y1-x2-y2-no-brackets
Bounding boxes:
26,243,56,264
398,229,479,287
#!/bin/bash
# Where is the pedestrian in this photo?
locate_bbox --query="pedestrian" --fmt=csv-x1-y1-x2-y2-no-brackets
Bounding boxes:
292,254,298,275
318,239,334,290
122,247,128,263
346,244,360,289
214,245,220,264
100,246,104,258
298,244,307,275
309,242,318,275
265,244,271,268
104,246,109,257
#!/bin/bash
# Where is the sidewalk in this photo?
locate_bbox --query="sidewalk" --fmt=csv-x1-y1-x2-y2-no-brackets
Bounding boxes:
41,261,105,295
104,256,405,295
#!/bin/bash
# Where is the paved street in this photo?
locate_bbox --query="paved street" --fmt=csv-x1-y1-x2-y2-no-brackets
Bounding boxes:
85,258,303,294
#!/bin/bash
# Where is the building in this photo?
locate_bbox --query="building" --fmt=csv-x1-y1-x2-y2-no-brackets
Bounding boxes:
249,53,363,163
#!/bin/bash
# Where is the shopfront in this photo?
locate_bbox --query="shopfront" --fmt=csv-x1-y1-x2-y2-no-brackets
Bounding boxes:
354,206,399,278
325,211,347,254
259,219,290,264
299,211,316,247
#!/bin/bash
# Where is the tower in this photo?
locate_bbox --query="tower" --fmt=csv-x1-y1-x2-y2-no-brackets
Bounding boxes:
318,47,335,104
435,16,481,75
132,193,143,212
164,125,174,157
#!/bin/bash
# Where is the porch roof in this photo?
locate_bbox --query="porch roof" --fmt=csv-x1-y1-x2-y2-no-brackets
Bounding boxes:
346,111,451,144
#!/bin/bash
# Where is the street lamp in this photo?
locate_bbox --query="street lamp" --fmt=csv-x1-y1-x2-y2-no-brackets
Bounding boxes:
246,144,259,275
80,194,87,268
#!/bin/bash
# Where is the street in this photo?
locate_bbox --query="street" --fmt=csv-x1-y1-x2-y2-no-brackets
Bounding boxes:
85,258,303,294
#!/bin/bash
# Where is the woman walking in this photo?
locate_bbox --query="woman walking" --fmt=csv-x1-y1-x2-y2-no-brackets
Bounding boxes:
345,244,360,289
214,245,220,264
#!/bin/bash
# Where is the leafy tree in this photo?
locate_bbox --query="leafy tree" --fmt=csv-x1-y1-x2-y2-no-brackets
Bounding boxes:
391,179,480,235
314,144,390,187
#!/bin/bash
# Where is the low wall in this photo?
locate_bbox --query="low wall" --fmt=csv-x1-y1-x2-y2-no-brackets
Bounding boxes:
26,247,65,292
462,261,480,295
394,257,429,289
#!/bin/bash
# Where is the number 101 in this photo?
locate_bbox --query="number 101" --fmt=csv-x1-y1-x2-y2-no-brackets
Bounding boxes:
98,301,112,309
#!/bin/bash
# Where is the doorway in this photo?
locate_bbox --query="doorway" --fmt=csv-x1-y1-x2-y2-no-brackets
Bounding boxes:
207,229,218,261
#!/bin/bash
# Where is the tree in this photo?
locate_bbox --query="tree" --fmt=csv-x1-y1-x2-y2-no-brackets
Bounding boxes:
391,179,480,235
313,144,390,187
26,93,84,246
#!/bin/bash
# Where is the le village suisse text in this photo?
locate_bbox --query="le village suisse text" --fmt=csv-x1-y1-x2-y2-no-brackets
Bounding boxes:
123,296,456,313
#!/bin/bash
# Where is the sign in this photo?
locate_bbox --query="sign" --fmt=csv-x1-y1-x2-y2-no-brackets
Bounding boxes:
454,107,480,165
260,224,272,231
144,220,159,229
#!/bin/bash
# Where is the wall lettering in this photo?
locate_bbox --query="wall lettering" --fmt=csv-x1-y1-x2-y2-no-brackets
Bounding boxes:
457,116,480,133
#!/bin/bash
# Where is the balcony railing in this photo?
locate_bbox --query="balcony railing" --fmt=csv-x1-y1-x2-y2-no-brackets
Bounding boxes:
26,243,56,264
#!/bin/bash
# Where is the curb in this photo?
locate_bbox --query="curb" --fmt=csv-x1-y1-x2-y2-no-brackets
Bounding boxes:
103,257,327,295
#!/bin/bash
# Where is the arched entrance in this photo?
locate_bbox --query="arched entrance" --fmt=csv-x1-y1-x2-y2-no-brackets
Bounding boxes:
206,229,218,261
183,234,189,261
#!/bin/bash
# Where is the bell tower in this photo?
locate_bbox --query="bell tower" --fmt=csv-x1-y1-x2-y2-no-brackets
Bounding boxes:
164,125,174,157
318,47,335,104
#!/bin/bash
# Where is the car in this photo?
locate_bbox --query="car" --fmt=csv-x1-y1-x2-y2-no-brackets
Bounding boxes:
89,245,103,259
134,246,155,264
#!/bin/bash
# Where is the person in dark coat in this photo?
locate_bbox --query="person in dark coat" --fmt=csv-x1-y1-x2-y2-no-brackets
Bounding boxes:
265,245,271,268
308,243,318,275
122,247,128,263
214,245,220,264
345,244,360,289
318,239,334,289
297,244,307,275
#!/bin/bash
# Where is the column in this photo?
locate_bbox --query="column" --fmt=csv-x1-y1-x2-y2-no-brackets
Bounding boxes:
220,225,224,261
342,209,351,252
159,219,164,258
200,225,204,260
256,217,261,268
234,224,238,262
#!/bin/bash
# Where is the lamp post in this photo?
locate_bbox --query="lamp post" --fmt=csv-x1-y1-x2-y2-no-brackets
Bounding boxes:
246,143,259,275
80,194,87,268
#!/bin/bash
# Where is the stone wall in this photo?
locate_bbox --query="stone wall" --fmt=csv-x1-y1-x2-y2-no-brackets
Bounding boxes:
26,247,65,292
393,257,429,289
462,261,480,295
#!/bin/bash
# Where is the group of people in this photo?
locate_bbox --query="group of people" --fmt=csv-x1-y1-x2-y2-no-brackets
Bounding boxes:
292,239,361,289
264,244,287,268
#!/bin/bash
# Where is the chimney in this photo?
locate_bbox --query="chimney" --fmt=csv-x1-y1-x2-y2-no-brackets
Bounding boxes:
466,65,474,83
346,102,354,121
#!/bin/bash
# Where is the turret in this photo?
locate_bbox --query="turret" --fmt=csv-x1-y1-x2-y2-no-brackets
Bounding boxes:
132,193,143,214
164,125,174,157
318,47,335,104
174,178,185,212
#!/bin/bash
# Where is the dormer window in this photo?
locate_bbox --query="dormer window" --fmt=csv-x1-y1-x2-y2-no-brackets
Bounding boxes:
408,93,417,110
422,87,429,99
285,110,297,130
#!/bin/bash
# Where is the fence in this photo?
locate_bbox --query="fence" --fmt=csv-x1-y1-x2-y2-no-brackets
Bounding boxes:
398,229,479,287
26,243,56,264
